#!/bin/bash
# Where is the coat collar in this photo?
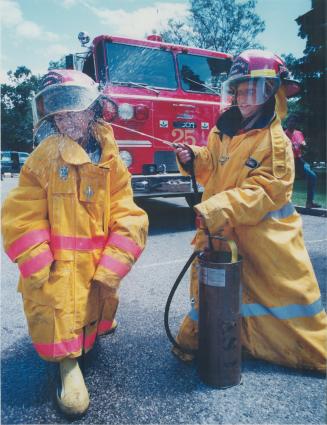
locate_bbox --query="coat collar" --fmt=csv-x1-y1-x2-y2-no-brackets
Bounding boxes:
216,98,275,138
58,120,117,168
93,120,117,168
58,135,90,165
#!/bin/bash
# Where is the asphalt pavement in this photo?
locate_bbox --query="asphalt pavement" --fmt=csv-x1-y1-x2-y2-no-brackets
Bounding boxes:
1,177,326,424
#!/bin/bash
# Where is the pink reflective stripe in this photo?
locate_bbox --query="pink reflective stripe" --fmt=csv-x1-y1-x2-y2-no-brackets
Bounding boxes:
34,334,83,358
107,232,143,259
34,330,99,358
7,229,50,261
51,235,106,251
99,255,131,278
19,249,53,278
84,331,97,350
97,320,113,335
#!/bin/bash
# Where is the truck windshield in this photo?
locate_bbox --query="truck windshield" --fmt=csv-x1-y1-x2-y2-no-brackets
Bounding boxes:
177,53,231,95
105,42,177,89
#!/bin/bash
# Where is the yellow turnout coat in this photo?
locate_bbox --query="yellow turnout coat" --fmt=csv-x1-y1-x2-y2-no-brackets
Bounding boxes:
2,121,148,361
176,115,327,372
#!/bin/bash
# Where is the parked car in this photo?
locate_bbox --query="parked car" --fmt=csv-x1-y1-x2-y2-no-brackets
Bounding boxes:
1,151,29,177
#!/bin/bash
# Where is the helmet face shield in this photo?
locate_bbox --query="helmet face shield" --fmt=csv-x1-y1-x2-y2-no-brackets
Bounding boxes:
32,83,100,126
221,77,280,111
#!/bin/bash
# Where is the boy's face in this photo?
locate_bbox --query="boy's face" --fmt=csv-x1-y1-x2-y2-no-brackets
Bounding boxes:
54,110,95,141
236,81,262,119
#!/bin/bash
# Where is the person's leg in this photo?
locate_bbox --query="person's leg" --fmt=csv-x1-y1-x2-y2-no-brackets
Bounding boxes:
57,356,89,417
57,286,119,417
22,297,90,416
57,287,119,416
303,162,321,208
237,217,327,372
295,157,305,179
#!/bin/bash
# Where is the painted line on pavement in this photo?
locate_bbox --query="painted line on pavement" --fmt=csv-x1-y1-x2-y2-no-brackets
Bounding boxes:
135,238,327,269
136,258,187,269
306,239,327,244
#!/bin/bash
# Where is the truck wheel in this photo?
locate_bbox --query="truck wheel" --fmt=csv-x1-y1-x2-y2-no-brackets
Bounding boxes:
185,193,202,208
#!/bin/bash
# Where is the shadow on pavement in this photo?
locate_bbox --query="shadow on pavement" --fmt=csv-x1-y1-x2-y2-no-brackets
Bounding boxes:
1,338,54,409
137,198,196,236
1,328,325,424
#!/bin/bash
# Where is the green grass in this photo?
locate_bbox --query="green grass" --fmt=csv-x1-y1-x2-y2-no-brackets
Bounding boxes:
292,171,326,208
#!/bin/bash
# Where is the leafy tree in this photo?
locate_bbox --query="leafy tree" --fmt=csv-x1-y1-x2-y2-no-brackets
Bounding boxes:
1,66,41,152
48,57,66,70
161,0,265,55
284,0,326,161
160,19,192,46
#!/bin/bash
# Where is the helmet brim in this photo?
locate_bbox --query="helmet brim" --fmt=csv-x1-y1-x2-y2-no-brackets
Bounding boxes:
31,83,100,127
282,79,301,98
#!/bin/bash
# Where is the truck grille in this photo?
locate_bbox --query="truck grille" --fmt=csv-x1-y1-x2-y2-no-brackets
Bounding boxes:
154,151,178,172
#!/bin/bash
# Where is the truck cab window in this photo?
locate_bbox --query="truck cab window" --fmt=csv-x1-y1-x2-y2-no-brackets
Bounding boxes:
178,54,232,94
105,42,177,89
82,53,96,81
95,41,106,84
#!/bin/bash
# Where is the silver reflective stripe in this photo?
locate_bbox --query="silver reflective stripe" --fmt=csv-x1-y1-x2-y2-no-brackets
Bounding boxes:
264,202,296,220
242,298,324,319
188,299,324,321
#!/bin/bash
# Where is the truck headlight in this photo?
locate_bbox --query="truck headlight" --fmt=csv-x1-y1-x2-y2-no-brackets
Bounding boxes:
119,150,133,168
118,103,134,120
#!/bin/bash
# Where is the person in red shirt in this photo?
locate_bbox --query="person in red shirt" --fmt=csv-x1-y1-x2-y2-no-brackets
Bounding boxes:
285,114,321,208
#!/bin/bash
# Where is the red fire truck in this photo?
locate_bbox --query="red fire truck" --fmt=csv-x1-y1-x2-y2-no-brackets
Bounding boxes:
66,33,232,203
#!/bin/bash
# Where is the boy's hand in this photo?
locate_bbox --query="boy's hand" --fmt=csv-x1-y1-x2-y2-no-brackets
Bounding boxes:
195,213,207,231
195,214,230,238
173,143,193,164
93,280,117,297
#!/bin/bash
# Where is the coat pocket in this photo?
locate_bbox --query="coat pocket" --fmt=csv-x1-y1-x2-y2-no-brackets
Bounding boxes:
78,165,108,204
21,260,72,310
78,165,110,232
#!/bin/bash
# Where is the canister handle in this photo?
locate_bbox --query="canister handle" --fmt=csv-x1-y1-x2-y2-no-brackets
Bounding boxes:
208,235,238,263
227,239,238,263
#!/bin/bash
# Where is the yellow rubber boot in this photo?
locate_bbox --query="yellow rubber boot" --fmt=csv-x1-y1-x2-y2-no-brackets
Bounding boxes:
57,358,90,417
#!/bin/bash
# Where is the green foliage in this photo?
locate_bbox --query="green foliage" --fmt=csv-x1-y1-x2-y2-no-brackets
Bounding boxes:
160,19,191,46
1,66,41,152
292,174,326,208
48,57,66,70
161,0,265,55
283,0,326,161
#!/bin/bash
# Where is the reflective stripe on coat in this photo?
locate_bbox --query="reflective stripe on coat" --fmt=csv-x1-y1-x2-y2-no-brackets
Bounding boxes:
1,120,149,360
175,116,327,372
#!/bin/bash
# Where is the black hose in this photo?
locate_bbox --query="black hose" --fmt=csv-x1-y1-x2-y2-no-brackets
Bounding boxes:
186,151,199,195
164,147,201,355
190,168,198,194
164,250,200,355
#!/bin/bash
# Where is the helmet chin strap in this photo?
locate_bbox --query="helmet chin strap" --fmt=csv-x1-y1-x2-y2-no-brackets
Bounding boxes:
241,109,264,130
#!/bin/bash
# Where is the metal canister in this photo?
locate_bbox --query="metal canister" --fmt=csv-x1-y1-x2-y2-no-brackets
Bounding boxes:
197,239,242,388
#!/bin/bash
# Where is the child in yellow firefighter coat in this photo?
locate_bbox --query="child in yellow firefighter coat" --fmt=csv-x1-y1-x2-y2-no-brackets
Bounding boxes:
174,50,327,372
1,70,148,416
